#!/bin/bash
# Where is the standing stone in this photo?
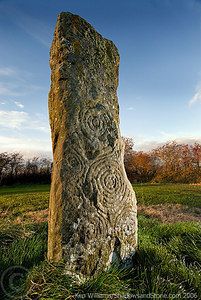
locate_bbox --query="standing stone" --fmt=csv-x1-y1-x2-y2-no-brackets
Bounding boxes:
48,12,137,276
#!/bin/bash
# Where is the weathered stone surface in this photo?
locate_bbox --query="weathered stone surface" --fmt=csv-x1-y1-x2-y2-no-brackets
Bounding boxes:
48,12,137,276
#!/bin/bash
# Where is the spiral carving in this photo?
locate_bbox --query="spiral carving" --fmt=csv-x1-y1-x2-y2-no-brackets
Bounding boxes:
114,208,137,237
79,103,117,140
86,156,128,209
63,148,85,181
87,211,108,238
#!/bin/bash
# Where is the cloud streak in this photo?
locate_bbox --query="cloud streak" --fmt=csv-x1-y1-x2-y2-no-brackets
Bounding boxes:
0,110,29,128
14,101,24,108
188,85,201,106
0,3,52,48
127,106,134,111
0,66,44,98
0,100,6,105
0,67,16,76
0,83,21,97
0,109,49,132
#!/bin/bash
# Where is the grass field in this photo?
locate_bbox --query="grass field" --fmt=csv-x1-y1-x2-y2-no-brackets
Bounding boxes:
0,184,200,299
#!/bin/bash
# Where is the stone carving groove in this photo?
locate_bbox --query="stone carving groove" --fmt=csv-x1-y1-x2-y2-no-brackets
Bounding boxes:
79,103,115,139
86,157,127,209
48,12,137,277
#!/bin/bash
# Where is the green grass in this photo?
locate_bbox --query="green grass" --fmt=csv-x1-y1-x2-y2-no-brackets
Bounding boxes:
0,222,47,299
0,183,200,299
1,183,201,216
16,217,201,299
134,183,201,207
0,184,49,216
0,222,47,268
0,184,50,195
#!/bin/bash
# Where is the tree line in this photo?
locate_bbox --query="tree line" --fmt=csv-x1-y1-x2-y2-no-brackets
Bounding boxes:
0,152,52,185
0,139,201,186
124,138,201,183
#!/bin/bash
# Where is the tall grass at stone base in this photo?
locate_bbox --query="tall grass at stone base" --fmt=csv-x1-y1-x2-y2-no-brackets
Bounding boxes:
0,216,200,299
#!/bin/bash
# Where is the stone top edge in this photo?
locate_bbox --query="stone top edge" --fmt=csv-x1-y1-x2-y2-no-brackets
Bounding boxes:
56,11,118,53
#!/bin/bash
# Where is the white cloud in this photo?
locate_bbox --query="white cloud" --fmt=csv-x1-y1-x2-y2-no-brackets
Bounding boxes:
0,109,51,156
0,110,28,128
14,101,24,108
0,135,52,157
127,132,201,152
134,140,164,152
134,138,201,152
0,109,49,132
188,85,201,106
0,67,16,76
159,131,201,142
127,106,134,111
27,119,49,133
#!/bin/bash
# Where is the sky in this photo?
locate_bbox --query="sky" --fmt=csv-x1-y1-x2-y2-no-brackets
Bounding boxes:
0,0,201,157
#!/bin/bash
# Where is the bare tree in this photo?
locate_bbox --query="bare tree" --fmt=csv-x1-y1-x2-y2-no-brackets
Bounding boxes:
0,152,11,184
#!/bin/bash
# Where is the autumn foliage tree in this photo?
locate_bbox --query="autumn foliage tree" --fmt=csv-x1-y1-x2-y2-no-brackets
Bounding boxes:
123,137,156,183
153,142,201,183
123,138,201,184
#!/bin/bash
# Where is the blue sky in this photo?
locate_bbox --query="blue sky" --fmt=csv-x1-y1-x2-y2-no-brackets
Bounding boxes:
0,0,201,156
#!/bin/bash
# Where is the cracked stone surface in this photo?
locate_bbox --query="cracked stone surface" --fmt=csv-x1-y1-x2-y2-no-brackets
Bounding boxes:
48,12,137,276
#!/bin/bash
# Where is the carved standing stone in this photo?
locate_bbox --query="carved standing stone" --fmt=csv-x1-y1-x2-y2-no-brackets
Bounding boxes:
48,12,137,276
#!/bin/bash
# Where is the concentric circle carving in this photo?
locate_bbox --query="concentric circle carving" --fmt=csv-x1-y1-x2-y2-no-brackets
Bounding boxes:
87,211,108,238
79,103,116,140
114,208,137,238
63,148,85,180
86,157,128,208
